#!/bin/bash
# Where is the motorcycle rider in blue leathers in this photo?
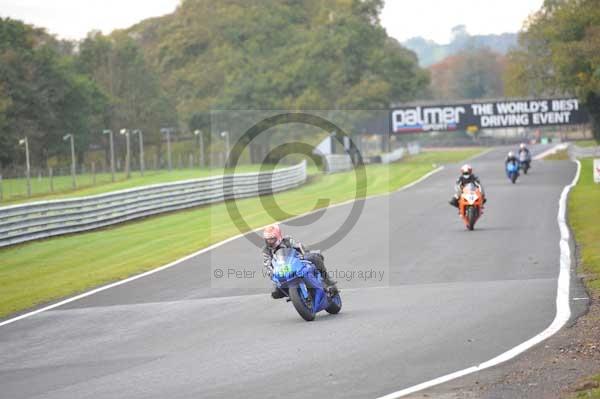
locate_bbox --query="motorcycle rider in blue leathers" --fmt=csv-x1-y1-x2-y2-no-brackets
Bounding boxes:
505,151,519,177
262,224,338,299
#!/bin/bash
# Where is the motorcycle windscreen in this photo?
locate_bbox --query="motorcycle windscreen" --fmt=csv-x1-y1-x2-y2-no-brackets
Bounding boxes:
463,182,478,192
272,248,302,279
461,183,479,204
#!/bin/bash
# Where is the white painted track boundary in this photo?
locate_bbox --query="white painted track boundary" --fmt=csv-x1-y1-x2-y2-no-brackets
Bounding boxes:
0,164,446,328
534,143,569,160
376,159,582,399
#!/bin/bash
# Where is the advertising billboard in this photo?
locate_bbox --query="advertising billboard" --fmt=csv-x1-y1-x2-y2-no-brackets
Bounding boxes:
390,98,589,134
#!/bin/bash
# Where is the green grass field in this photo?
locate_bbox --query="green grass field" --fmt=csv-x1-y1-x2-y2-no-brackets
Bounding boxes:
0,164,280,205
573,139,600,148
567,158,600,399
0,149,482,319
572,375,600,399
569,158,600,292
544,149,570,160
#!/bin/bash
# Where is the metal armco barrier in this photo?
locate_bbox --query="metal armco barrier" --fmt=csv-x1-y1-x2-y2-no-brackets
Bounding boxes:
0,162,307,248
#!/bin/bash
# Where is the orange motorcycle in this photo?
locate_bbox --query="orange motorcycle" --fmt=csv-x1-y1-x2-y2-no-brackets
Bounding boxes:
458,183,484,230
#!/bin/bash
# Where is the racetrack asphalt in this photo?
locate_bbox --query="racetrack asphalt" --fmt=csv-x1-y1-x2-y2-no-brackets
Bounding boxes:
0,145,578,399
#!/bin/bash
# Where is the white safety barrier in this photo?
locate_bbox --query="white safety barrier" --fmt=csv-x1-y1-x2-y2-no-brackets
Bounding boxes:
407,142,421,155
0,162,307,247
323,154,353,173
380,148,406,164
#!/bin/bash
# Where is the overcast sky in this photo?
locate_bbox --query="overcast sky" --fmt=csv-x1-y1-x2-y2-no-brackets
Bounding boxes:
0,0,544,44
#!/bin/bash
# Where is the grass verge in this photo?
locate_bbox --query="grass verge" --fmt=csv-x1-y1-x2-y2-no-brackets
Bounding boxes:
544,149,571,160
574,140,599,148
567,158,600,398
572,375,600,398
569,159,600,292
0,149,482,319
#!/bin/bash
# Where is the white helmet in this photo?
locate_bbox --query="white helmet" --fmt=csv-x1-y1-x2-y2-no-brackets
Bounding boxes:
520,143,526,149
460,164,473,177
508,151,515,157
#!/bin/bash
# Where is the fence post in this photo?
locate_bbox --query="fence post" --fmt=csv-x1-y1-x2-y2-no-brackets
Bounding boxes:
91,162,96,185
49,167,54,193
188,154,194,169
0,174,3,202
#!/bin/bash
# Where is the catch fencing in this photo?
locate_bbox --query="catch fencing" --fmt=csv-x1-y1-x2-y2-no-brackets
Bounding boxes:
0,161,307,248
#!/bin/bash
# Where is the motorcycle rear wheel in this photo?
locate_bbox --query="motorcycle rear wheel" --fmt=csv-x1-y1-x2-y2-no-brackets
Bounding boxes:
325,294,342,314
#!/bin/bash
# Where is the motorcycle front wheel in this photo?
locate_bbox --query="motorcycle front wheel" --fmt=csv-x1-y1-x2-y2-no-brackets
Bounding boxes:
289,285,316,321
466,206,478,230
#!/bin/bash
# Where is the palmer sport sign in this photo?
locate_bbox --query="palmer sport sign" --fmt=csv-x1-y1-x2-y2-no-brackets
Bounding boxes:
390,98,589,133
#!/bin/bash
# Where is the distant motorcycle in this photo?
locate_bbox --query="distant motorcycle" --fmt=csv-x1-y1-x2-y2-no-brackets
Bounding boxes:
519,152,531,174
270,247,342,321
458,183,484,230
506,161,520,184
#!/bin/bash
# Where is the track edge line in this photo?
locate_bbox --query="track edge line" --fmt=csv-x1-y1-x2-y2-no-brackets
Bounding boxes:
375,159,581,399
0,164,446,328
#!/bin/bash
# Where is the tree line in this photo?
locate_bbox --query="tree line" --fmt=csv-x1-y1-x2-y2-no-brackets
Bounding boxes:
403,25,517,67
505,0,600,139
0,0,430,169
417,0,599,140
4,0,594,172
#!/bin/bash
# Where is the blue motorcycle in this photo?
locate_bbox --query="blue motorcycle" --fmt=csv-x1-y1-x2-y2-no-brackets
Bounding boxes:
271,247,342,321
506,161,519,184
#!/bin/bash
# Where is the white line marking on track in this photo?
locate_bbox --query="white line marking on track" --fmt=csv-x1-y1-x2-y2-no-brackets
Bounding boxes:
463,147,495,162
376,159,582,399
533,143,569,160
0,164,446,328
